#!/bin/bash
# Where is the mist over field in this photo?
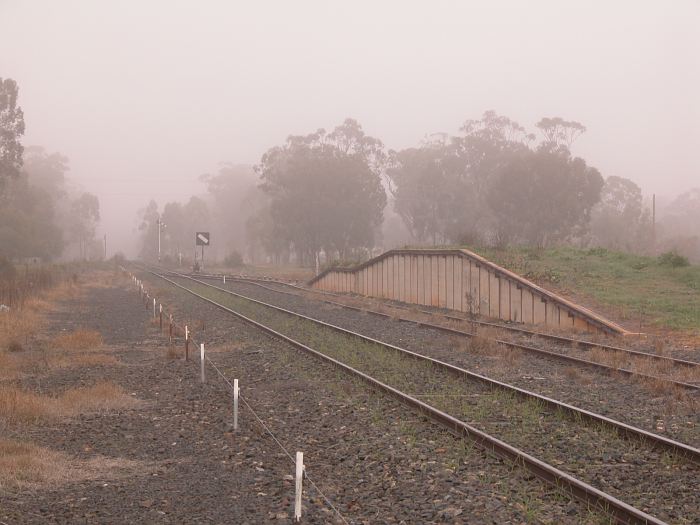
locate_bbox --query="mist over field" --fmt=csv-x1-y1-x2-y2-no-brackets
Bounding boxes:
1,1,699,264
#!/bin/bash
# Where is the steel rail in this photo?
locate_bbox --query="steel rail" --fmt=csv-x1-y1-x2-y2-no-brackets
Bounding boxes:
146,269,668,525
155,269,700,465
191,271,699,369
187,272,700,391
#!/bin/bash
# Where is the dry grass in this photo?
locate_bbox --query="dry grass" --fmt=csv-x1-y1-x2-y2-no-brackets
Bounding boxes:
0,438,144,490
0,381,137,424
563,366,580,380
51,329,103,351
1,328,115,381
503,346,522,366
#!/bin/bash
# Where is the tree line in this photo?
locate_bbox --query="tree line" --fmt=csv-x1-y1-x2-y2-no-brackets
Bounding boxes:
142,111,700,266
140,113,700,266
0,78,102,263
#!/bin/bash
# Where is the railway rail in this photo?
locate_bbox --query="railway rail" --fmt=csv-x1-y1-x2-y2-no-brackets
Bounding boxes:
189,272,700,390
139,266,700,525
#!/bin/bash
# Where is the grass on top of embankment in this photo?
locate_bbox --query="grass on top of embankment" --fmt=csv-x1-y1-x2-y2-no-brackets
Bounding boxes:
469,246,699,332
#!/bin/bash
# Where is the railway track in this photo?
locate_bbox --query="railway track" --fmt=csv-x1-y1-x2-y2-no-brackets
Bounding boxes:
141,266,700,525
191,272,700,390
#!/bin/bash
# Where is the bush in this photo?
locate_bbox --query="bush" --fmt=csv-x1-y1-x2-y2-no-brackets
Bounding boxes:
0,257,16,280
110,252,126,265
223,251,244,267
658,251,690,268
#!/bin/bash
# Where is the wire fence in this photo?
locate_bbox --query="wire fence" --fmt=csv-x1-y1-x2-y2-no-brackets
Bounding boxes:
124,268,349,525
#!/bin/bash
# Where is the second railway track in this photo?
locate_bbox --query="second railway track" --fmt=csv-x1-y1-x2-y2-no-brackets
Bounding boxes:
193,272,700,388
140,267,700,525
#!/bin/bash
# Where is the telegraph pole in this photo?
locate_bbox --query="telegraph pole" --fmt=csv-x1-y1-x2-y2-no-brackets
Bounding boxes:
652,193,656,254
157,218,167,262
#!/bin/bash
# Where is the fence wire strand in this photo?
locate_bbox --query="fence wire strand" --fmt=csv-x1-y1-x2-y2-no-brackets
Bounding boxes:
204,353,349,524
128,271,348,524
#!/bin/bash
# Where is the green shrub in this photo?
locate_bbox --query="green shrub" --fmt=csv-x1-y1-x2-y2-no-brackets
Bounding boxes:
223,251,244,267
657,251,690,268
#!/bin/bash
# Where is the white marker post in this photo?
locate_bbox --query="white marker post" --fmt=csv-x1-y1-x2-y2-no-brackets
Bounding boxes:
200,343,205,383
184,325,189,361
153,297,156,318
233,379,239,431
294,451,304,522
223,275,226,284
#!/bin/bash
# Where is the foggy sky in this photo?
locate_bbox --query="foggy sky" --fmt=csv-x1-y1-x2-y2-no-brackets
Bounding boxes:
1,1,698,256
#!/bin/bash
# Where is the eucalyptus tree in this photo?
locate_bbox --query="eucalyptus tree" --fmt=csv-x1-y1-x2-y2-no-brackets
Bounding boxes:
257,119,386,265
0,78,25,190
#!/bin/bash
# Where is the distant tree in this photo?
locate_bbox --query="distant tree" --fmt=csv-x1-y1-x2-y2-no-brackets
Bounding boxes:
387,139,474,245
160,201,186,256
658,188,700,262
590,176,650,252
536,117,586,149
486,146,604,246
138,200,160,260
257,119,387,265
145,196,210,262
388,112,533,246
22,146,69,195
68,192,101,259
0,174,64,260
200,163,258,257
0,78,25,189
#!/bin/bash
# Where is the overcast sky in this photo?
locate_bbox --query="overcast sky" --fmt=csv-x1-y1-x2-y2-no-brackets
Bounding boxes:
2,1,698,255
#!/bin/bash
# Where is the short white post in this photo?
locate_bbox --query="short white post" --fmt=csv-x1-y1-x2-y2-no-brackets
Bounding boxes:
233,379,239,431
200,343,205,383
153,297,156,318
294,451,304,522
223,275,226,284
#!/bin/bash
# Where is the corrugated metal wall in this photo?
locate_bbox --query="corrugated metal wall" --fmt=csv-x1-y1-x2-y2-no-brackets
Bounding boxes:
310,249,626,335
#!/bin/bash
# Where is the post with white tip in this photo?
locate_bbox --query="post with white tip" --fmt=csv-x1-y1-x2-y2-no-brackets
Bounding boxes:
294,451,304,522
233,379,239,432
153,297,156,318
200,343,205,383
184,325,189,361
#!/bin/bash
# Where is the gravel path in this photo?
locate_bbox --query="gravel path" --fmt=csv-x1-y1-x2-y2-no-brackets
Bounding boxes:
1,273,609,524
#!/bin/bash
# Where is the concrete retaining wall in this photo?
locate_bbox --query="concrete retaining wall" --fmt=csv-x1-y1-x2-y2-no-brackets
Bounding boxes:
309,249,627,335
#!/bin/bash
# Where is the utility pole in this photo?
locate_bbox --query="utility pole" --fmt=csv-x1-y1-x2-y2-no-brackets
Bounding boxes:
157,218,167,262
104,233,107,260
652,194,656,254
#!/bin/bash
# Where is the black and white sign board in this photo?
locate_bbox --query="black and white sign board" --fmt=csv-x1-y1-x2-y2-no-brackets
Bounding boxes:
196,232,210,246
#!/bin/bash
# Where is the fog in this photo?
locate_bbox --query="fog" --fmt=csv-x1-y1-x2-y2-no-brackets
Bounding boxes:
1,1,698,258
